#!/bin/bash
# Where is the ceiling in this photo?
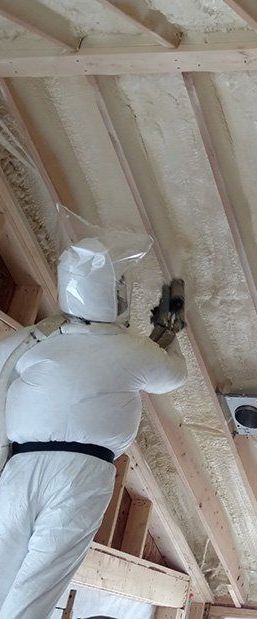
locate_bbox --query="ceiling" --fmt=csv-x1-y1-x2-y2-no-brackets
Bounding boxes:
1,0,257,606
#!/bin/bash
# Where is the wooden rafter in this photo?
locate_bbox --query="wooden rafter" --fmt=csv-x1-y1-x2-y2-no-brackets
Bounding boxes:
0,0,74,50
1,34,257,76
183,72,257,315
223,0,257,30
98,0,182,47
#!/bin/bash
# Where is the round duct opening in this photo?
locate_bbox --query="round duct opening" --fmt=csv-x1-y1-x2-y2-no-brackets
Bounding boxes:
235,405,257,429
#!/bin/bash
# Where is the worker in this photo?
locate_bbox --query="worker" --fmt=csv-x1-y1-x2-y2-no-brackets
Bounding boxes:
0,207,187,619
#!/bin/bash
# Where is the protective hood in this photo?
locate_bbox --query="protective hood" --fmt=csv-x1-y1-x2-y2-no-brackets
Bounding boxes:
56,204,153,323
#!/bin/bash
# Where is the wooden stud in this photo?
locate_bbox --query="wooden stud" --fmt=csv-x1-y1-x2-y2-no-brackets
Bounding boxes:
61,589,77,619
73,542,190,608
1,35,257,76
223,0,257,30
210,606,257,617
95,454,129,546
121,497,152,557
8,284,42,326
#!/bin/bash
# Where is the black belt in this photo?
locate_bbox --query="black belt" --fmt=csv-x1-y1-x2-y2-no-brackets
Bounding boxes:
11,441,114,464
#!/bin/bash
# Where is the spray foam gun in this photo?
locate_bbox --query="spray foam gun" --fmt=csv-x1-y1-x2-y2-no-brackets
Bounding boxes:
150,279,185,349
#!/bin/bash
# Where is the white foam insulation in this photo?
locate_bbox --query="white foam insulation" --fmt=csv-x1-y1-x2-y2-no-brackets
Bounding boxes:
1,0,257,605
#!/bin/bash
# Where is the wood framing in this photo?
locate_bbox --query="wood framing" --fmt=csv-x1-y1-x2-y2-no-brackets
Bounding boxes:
0,0,74,50
223,0,257,29
188,603,205,619
234,436,257,503
128,443,214,603
72,542,190,607
99,0,182,47
88,79,247,603
209,606,257,617
183,72,257,315
95,454,129,546
1,35,257,76
8,284,42,326
0,173,56,315
121,497,152,557
0,80,213,604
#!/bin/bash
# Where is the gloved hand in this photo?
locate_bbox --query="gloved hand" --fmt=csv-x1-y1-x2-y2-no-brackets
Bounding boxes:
150,279,185,349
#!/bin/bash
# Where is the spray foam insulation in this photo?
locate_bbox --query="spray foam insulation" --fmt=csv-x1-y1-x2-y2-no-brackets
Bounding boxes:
1,0,257,601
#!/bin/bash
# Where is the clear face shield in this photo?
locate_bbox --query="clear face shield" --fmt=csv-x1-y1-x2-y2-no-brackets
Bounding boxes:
54,204,153,324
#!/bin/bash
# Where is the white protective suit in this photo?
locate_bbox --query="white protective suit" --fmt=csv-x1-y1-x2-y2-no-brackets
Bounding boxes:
0,224,187,619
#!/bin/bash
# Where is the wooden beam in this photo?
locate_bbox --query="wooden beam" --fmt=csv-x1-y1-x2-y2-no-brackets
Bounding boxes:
99,0,182,47
1,35,257,76
95,454,129,546
121,497,152,557
128,443,214,603
61,589,77,619
223,0,257,30
0,0,75,50
234,435,257,503
210,606,257,617
73,542,190,608
183,72,257,315
8,284,42,325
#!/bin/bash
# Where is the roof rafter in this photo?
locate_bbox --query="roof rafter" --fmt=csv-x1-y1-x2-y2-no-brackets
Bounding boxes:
98,0,182,47
0,0,74,50
223,0,257,30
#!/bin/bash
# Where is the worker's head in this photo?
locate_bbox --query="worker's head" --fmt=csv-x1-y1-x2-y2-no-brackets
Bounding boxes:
56,204,153,323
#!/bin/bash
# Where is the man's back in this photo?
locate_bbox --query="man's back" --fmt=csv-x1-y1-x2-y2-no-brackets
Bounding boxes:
3,323,186,457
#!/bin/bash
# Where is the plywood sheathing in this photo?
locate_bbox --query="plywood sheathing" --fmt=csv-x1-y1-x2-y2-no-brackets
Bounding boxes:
2,0,257,601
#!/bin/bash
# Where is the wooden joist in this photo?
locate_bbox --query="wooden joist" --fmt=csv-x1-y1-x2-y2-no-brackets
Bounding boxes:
95,454,130,546
73,542,190,608
121,497,152,557
1,34,257,76
223,0,257,30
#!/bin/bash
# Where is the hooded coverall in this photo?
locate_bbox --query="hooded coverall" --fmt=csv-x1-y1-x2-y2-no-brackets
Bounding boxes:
0,320,187,619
